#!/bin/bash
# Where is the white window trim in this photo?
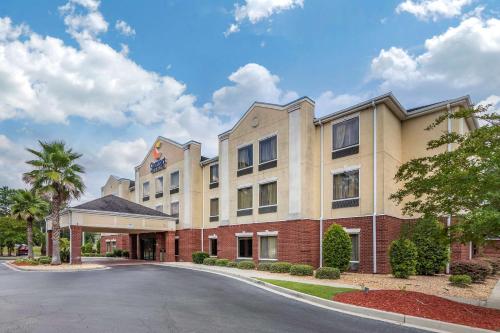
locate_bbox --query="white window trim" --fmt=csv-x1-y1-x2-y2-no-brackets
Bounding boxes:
332,168,361,203
237,143,254,170
331,165,361,174
236,235,253,260
209,164,219,184
237,186,253,211
258,133,278,165
259,180,278,208
209,198,219,218
258,233,278,261
208,234,218,239
258,177,278,185
332,115,360,153
155,176,164,194
169,170,180,190
346,230,360,264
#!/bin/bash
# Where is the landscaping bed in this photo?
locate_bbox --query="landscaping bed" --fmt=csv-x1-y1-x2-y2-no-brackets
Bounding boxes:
334,290,500,331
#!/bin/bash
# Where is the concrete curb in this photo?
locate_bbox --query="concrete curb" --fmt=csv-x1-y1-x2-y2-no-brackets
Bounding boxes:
158,263,495,333
486,279,500,310
2,262,110,272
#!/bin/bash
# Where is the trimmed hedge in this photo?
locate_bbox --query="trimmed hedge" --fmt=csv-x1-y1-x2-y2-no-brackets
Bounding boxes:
122,250,129,258
257,262,272,271
410,217,449,275
290,264,314,276
450,260,491,282
227,261,238,268
323,224,352,272
480,257,500,275
203,257,217,266
389,238,418,279
215,259,230,267
112,249,123,257
449,274,472,287
14,258,39,265
38,256,51,264
192,251,209,264
237,261,255,270
270,262,292,273
315,267,340,279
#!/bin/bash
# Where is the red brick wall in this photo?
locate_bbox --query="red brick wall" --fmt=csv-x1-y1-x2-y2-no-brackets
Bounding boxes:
176,229,201,262
480,240,500,258
100,234,130,255
70,225,82,264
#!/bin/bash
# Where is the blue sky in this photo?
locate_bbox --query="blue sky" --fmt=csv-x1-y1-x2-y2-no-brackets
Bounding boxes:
0,0,499,201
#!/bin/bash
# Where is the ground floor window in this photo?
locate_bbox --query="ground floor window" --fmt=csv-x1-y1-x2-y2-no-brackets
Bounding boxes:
259,236,277,260
175,239,179,256
349,233,360,270
238,237,252,259
106,241,111,253
210,238,217,257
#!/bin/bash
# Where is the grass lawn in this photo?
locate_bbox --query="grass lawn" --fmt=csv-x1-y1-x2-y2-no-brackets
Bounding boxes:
257,278,355,300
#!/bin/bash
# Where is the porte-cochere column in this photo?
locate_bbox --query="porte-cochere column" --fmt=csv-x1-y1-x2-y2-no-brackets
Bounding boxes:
70,225,83,265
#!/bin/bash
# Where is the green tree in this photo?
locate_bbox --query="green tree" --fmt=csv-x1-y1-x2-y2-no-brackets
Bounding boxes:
390,105,500,246
23,141,85,265
10,189,49,259
323,224,352,272
0,186,16,216
0,217,26,256
389,238,418,279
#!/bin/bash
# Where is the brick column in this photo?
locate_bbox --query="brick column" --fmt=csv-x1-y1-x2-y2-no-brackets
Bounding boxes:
136,234,141,260
166,231,176,262
129,234,137,259
155,232,166,262
70,225,82,265
47,230,53,258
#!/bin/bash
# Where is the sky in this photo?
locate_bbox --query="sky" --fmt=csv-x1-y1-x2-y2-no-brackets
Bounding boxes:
0,0,499,202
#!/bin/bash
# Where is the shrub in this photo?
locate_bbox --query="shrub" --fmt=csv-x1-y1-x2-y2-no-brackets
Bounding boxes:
449,274,472,287
450,260,491,282
323,224,352,272
59,238,70,263
315,267,341,279
203,257,217,265
227,261,238,268
215,259,230,266
122,250,129,258
192,251,209,264
290,264,314,276
480,257,500,275
37,256,51,264
237,261,255,270
409,217,449,275
270,262,292,273
389,238,418,278
112,249,123,257
105,252,115,257
257,262,272,271
14,258,39,266
82,242,94,254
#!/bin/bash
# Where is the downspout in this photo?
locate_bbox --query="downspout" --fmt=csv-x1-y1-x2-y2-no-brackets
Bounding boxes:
372,101,377,274
319,120,324,267
446,103,452,273
201,165,205,252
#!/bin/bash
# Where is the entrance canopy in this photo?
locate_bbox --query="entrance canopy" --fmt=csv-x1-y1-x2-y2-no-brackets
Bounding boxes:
47,195,176,233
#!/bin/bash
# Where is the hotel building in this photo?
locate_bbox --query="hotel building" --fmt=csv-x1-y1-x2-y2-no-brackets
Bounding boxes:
94,93,479,273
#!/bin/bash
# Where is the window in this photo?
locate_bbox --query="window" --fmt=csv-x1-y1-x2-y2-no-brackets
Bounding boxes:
349,233,360,271
106,241,111,253
142,181,150,201
210,238,218,257
170,171,179,194
237,144,253,176
238,237,252,259
259,236,277,260
209,164,219,185
259,181,277,214
209,198,219,222
332,117,359,158
237,186,253,216
111,241,116,250
259,135,277,170
170,201,179,217
155,205,163,212
155,177,163,198
175,239,179,256
332,170,359,208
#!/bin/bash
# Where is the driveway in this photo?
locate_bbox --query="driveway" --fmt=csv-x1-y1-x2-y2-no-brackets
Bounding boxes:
0,264,429,333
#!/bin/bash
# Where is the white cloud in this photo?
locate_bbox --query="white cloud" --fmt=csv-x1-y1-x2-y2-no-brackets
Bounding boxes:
59,0,108,41
370,17,500,105
115,20,135,36
0,135,30,189
396,0,473,21
0,17,29,41
204,63,298,119
95,138,148,175
314,91,365,117
226,0,304,36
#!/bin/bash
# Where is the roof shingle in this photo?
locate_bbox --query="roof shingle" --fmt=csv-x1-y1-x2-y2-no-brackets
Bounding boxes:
72,195,170,217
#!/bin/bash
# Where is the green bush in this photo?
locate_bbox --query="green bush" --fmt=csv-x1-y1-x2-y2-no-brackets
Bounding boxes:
82,242,94,254
315,267,340,279
409,217,449,275
203,257,217,265
215,259,230,266
480,257,500,275
237,260,255,270
389,238,418,278
449,274,472,287
112,249,123,257
323,224,352,272
257,262,272,271
60,238,70,263
122,250,129,258
192,251,209,264
290,264,314,276
227,261,238,268
105,252,115,257
450,260,491,282
270,262,292,273
37,256,51,264
14,258,39,265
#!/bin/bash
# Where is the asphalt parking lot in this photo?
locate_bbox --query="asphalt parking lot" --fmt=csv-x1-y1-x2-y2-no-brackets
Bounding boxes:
0,262,429,333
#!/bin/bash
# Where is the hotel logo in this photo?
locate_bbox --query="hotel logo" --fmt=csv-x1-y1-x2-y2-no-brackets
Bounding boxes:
150,141,166,173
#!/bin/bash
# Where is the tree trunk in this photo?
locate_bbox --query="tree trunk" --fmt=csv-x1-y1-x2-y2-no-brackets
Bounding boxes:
51,200,62,265
27,218,34,259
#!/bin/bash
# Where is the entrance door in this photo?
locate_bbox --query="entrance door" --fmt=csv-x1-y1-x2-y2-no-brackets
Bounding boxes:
141,237,156,260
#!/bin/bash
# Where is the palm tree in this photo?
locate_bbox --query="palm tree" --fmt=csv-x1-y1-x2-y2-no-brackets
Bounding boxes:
10,189,49,259
23,141,85,265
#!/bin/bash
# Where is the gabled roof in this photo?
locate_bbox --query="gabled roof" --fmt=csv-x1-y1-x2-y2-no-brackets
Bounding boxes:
72,195,170,217
135,136,201,170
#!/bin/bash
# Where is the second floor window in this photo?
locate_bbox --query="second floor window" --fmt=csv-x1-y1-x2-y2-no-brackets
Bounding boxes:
142,181,150,200
170,201,179,217
210,198,219,221
210,164,219,184
259,135,277,164
333,117,359,151
332,170,359,209
170,171,179,189
237,144,253,170
259,181,277,213
237,186,252,216
155,177,163,194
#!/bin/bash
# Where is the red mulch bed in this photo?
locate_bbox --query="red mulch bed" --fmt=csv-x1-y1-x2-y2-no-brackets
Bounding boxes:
334,290,500,331
13,262,37,266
